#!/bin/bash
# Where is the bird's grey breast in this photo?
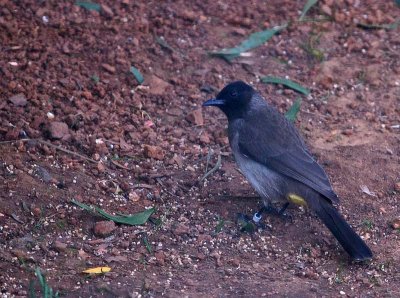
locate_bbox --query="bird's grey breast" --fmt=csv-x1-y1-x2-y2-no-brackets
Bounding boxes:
228,120,285,202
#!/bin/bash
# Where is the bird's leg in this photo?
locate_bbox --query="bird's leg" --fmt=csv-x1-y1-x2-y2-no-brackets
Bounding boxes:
236,212,268,232
277,202,292,221
253,202,291,221
237,204,272,231
278,202,290,216
237,202,291,232
252,206,268,224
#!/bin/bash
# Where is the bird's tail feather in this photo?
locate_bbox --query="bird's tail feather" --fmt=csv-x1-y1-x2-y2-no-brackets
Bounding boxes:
315,199,373,261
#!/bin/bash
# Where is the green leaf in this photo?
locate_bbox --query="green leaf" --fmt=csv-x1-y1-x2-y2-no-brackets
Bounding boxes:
299,0,319,21
72,200,155,225
261,76,310,95
130,66,144,84
75,1,101,11
285,98,302,122
209,24,287,62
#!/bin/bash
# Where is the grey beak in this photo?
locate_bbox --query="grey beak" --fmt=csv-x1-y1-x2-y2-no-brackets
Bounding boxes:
202,98,225,107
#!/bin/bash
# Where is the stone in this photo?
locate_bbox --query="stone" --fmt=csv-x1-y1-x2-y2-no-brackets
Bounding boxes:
53,240,68,253
199,132,210,144
129,191,140,202
394,182,400,192
48,122,69,139
9,93,27,106
173,223,190,236
391,218,400,229
101,63,116,74
185,109,204,125
101,4,114,17
155,251,165,266
143,145,164,160
94,221,116,237
321,5,332,16
146,75,170,95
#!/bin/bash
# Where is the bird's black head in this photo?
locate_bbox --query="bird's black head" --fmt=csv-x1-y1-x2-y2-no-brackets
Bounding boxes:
203,81,254,119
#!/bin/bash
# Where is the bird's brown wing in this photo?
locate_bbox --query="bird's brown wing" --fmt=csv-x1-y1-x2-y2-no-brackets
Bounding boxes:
237,106,339,204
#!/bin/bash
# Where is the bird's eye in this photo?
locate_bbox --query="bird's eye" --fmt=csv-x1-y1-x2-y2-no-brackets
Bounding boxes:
230,90,238,97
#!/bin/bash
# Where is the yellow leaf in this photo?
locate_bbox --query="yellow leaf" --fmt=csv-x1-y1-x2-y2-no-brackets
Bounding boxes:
82,267,111,274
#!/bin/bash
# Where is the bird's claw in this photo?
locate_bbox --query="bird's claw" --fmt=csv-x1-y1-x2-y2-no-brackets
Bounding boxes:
278,211,293,223
260,203,293,222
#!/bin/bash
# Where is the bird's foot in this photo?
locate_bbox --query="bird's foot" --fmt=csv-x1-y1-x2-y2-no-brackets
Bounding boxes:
258,203,292,222
236,213,269,233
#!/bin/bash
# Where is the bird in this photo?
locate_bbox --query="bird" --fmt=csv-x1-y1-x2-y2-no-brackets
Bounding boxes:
202,80,373,261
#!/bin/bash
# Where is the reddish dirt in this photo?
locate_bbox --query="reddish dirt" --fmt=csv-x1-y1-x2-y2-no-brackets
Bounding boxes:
1,0,400,297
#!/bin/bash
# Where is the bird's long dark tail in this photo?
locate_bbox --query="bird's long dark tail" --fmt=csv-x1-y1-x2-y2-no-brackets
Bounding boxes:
315,199,373,261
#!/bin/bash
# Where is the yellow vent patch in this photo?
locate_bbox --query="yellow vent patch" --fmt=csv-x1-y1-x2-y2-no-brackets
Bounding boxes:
288,193,307,206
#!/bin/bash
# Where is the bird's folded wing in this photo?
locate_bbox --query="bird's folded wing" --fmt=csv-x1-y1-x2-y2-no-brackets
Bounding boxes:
238,115,339,203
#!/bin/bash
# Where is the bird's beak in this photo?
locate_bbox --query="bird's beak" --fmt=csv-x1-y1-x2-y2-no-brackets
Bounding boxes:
202,98,225,107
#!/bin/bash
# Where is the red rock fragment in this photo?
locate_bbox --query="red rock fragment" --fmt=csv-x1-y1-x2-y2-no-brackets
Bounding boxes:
48,122,69,139
9,93,27,106
101,4,114,17
186,109,204,126
102,63,116,74
173,224,190,236
143,145,164,160
94,221,116,237
391,218,400,229
155,251,165,266
146,75,170,95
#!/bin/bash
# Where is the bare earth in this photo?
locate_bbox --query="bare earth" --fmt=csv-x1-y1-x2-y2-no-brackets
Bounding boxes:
1,1,399,297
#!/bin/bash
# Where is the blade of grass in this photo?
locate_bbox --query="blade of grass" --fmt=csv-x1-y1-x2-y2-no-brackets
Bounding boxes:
35,268,46,293
155,36,175,52
32,268,58,298
71,200,155,225
357,19,400,30
143,236,153,254
75,1,101,11
91,74,100,84
200,153,222,182
28,279,36,298
215,219,225,233
149,216,162,227
299,0,319,21
204,147,213,174
261,76,310,95
209,24,287,62
285,98,302,122
300,33,325,62
130,66,144,84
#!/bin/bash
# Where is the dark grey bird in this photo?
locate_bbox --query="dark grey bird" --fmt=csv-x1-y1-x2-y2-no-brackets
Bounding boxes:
203,80,372,261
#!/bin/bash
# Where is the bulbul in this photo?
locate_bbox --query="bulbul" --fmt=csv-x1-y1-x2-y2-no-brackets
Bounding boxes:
203,81,372,261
